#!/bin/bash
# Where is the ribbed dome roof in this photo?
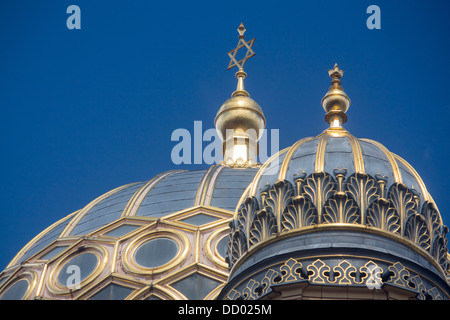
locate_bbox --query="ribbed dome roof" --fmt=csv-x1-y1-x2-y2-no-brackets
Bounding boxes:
0,165,258,300
222,126,449,299
245,128,438,212
11,166,258,266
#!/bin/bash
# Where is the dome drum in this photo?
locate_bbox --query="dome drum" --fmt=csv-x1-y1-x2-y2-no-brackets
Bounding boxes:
219,233,449,300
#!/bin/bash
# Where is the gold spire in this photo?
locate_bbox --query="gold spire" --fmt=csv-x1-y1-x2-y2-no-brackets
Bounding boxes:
321,63,351,128
215,24,265,167
227,23,256,97
328,63,344,86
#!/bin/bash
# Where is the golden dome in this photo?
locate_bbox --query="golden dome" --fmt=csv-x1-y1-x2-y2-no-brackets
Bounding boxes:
220,64,450,300
0,166,260,300
228,65,447,272
223,125,449,299
215,93,266,142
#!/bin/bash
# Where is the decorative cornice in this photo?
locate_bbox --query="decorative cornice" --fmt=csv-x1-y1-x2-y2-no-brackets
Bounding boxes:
227,170,449,275
220,256,449,300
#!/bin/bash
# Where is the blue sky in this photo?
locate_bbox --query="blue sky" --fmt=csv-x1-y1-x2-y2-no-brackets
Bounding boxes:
0,0,449,270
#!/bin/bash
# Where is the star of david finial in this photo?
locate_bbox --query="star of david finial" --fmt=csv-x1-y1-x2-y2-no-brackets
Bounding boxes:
227,23,256,70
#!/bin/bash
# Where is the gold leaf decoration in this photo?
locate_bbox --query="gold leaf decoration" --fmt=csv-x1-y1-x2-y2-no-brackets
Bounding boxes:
366,198,400,234
259,269,280,296
388,183,417,236
280,258,304,283
345,173,379,223
302,172,336,223
332,260,358,285
404,213,430,251
226,229,247,268
241,279,259,300
431,236,448,271
263,180,294,233
226,172,449,272
421,201,441,246
249,209,277,247
223,258,446,300
307,259,330,284
359,261,383,285
323,194,359,224
281,196,318,231
236,196,259,248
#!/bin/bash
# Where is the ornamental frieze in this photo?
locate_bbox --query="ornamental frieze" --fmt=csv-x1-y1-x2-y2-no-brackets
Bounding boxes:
226,170,449,272
222,258,447,300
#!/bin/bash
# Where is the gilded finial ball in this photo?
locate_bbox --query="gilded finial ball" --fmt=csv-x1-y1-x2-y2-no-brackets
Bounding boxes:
215,95,266,142
321,63,351,126
321,87,350,114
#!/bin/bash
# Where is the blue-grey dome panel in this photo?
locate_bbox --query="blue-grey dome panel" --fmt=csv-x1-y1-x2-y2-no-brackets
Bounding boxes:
135,170,206,218
254,150,288,199
359,140,394,180
210,167,258,211
285,139,319,182
4,166,259,270
70,182,145,236
395,157,425,204
324,136,354,174
15,213,74,265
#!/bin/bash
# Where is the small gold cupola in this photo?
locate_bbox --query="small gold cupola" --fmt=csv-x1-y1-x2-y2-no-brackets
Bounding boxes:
321,63,351,128
215,23,266,167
